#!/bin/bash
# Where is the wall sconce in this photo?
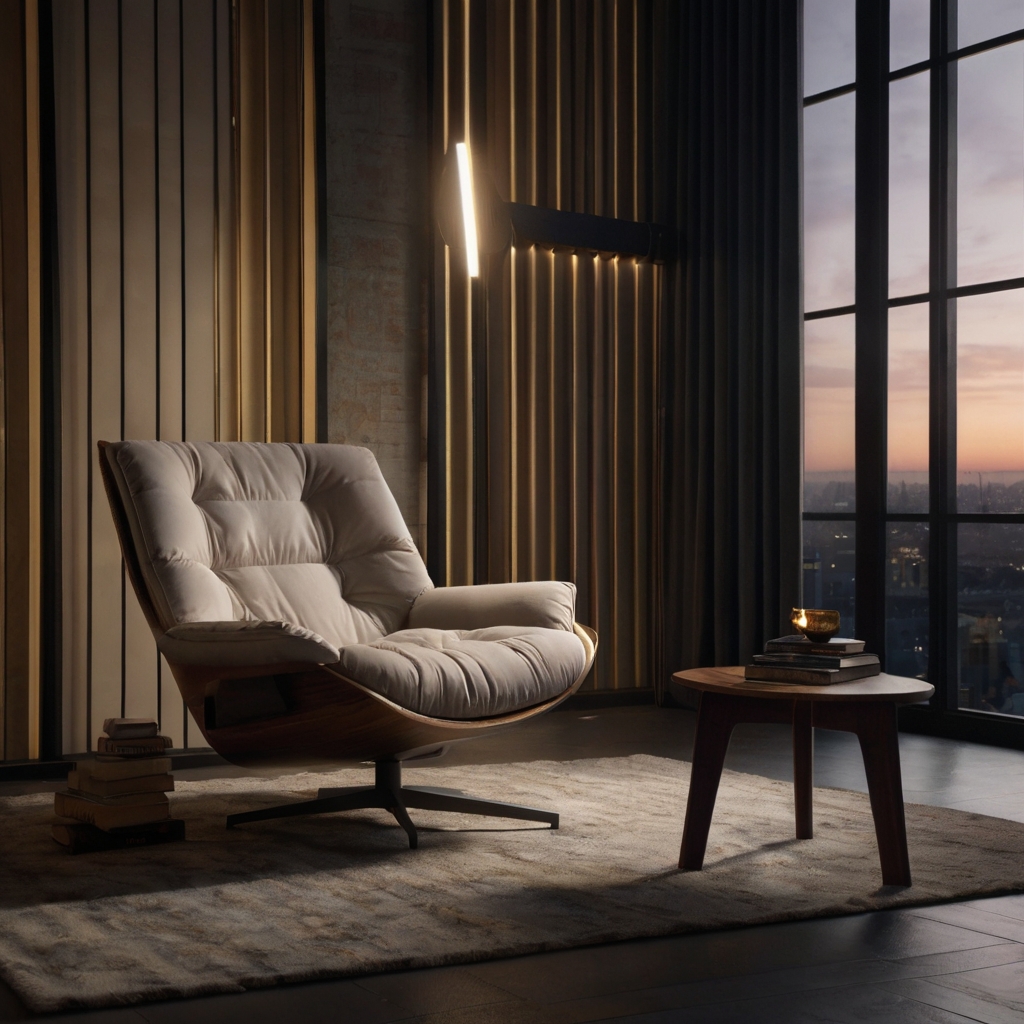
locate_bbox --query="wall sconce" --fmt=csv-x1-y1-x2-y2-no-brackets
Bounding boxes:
455,142,479,277
437,144,669,270
436,144,512,273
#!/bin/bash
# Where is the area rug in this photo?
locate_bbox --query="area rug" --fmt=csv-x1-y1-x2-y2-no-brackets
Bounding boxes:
1,754,1023,1013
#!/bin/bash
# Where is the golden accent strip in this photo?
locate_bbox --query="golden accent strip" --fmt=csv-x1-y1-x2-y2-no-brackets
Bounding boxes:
25,0,42,756
301,0,317,442
262,0,272,442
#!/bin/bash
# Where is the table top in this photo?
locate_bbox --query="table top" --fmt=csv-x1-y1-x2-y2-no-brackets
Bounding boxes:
672,665,935,704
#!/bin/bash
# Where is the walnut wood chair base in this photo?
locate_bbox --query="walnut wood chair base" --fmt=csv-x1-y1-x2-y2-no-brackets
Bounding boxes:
225,759,559,849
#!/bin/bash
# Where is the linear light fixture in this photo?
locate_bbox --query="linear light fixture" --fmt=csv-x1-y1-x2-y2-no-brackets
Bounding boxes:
455,141,479,277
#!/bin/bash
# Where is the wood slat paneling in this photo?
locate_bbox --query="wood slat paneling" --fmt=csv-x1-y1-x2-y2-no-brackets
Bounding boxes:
0,0,44,759
119,0,160,725
436,0,663,691
54,0,90,755
50,0,318,755
84,0,125,743
181,0,217,445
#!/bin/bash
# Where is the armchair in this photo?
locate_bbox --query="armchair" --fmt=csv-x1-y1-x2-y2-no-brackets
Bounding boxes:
99,440,596,847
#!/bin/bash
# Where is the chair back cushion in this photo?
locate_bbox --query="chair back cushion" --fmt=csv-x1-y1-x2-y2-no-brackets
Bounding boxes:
103,441,433,649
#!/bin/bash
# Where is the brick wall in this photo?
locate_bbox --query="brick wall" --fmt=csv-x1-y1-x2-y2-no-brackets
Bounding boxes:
323,0,430,551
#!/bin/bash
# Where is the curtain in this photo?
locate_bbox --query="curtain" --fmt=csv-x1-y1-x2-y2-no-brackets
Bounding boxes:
660,0,802,692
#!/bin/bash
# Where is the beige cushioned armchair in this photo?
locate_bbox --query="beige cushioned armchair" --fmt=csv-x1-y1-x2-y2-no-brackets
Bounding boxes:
100,440,596,846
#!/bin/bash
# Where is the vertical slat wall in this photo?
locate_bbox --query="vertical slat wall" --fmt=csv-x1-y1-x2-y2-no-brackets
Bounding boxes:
0,0,44,760
438,0,663,691
52,0,317,755
234,0,317,443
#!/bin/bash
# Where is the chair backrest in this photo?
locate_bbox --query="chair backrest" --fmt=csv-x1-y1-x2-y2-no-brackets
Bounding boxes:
101,441,433,650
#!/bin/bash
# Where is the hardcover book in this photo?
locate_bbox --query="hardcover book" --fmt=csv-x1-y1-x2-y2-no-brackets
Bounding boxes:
52,819,185,855
764,635,866,656
102,717,159,740
65,789,169,809
66,770,174,798
744,663,881,685
53,790,171,830
72,757,172,782
96,735,172,758
751,653,880,671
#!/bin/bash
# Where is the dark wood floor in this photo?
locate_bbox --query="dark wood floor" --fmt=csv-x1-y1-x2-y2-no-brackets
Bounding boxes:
3,704,1023,1023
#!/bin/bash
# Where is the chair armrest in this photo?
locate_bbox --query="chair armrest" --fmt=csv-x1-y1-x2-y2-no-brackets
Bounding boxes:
158,620,340,667
408,582,577,632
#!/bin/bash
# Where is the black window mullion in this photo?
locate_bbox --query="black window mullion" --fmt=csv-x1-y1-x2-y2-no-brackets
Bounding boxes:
806,29,1024,108
954,513,1024,524
803,0,1024,741
806,277,1024,321
951,26,1024,62
929,0,958,710
804,82,856,107
854,0,890,665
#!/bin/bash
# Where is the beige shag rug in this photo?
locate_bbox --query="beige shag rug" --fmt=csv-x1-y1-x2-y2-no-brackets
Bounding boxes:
1,754,1023,1013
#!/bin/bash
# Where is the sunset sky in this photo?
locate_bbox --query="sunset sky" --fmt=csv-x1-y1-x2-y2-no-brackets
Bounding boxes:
803,0,1024,476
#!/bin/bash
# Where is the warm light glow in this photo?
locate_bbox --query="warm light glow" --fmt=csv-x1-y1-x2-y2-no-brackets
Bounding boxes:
455,142,479,277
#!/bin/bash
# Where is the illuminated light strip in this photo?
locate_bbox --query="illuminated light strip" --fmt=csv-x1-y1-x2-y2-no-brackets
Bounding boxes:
455,141,479,278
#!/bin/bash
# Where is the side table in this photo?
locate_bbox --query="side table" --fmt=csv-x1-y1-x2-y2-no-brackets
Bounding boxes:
672,666,934,886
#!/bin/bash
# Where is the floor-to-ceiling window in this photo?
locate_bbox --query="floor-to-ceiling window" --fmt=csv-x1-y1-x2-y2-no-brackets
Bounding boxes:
803,0,1024,735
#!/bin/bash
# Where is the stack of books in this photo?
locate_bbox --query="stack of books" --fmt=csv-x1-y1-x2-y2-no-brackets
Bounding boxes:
745,635,880,684
52,718,185,854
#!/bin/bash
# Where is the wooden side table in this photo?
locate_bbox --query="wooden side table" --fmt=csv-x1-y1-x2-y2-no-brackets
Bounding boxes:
672,666,934,886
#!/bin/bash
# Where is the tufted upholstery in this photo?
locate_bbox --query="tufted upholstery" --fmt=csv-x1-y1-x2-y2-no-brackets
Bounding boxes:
106,441,434,649
104,441,586,719
337,626,586,719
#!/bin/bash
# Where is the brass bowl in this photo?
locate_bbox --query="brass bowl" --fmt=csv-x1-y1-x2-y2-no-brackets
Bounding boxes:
790,608,841,644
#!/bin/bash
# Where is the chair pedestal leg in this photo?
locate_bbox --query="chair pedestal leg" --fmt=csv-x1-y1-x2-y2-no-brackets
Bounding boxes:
226,786,383,828
402,786,559,828
227,759,558,848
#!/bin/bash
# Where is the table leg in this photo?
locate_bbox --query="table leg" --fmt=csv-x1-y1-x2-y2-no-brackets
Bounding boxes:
815,700,912,887
680,691,737,870
792,700,813,840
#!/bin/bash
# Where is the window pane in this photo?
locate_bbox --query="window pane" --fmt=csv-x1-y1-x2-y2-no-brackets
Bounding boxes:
886,523,929,679
804,0,856,97
889,71,930,296
957,470,1024,512
956,289,1024,511
959,1,1024,50
891,0,931,71
957,42,1024,286
804,94,856,311
803,521,856,639
888,303,930,512
805,313,855,511
958,523,1024,717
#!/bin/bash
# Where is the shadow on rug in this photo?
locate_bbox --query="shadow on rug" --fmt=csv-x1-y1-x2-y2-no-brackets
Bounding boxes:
1,753,1023,1013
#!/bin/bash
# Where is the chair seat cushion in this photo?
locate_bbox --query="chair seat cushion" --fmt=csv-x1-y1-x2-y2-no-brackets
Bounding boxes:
335,626,587,720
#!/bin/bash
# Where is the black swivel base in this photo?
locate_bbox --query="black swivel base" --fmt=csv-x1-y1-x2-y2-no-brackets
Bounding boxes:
225,759,559,848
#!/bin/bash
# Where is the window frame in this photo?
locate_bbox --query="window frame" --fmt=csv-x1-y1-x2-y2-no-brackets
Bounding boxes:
802,0,1024,742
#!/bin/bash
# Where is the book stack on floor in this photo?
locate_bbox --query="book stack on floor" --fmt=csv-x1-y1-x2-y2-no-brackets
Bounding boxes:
52,718,184,854
745,635,881,685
